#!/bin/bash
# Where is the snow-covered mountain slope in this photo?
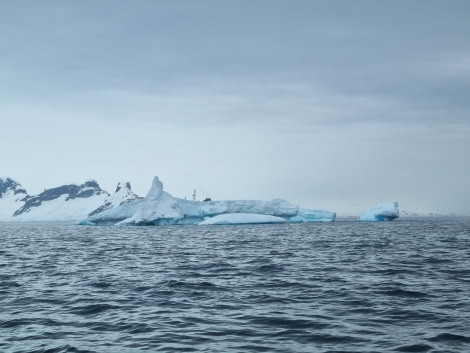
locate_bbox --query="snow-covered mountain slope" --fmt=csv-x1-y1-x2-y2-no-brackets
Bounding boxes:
0,177,29,221
13,180,109,221
89,181,141,217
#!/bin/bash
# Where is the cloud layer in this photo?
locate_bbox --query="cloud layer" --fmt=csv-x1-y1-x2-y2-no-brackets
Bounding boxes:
1,1,469,215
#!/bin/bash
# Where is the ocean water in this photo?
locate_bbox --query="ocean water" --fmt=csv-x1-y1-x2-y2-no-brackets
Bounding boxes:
1,218,469,353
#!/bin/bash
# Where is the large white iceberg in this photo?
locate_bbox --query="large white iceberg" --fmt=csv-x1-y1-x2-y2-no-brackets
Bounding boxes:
358,201,399,221
83,176,336,226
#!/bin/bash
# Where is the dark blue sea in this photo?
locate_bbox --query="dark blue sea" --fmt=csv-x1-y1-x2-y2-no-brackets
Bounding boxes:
1,218,469,353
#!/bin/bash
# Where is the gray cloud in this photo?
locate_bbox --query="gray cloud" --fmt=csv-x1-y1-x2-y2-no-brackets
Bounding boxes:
1,0,469,215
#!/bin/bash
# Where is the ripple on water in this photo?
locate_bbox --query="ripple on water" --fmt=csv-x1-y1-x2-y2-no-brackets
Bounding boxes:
0,218,469,353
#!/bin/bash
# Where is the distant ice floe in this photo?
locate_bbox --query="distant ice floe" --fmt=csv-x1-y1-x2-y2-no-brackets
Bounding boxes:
358,201,399,221
83,176,336,226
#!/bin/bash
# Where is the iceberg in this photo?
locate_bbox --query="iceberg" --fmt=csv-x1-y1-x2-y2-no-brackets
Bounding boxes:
358,201,399,221
290,208,339,223
84,176,336,226
199,213,287,225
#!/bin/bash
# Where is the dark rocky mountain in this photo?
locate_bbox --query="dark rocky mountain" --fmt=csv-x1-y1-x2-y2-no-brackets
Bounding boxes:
0,177,28,200
0,177,30,220
1,177,144,221
13,180,109,217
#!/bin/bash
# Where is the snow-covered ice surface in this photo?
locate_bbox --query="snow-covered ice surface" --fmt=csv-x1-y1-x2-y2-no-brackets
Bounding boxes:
358,201,399,221
290,208,340,223
199,213,287,225
85,176,336,226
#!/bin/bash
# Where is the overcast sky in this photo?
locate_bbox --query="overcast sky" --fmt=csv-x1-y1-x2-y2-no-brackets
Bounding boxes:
1,0,469,216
